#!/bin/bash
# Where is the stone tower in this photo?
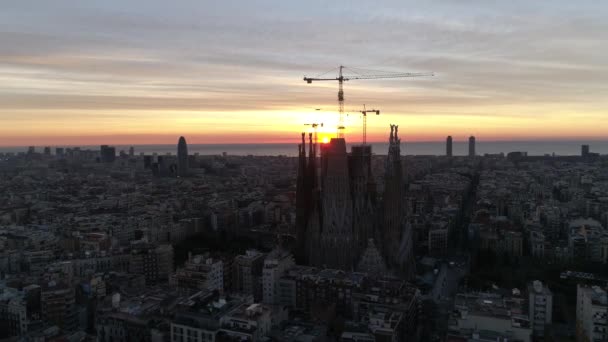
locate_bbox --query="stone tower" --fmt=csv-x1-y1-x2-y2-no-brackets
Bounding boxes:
381,125,414,278
295,127,412,274
307,138,355,269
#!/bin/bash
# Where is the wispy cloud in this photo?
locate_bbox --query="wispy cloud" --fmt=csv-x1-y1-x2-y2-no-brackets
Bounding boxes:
0,0,607,144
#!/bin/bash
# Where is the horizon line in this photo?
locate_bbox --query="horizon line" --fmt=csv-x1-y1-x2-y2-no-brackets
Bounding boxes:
1,137,608,148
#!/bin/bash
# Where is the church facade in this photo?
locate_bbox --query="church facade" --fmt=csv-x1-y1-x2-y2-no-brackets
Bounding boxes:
295,125,414,277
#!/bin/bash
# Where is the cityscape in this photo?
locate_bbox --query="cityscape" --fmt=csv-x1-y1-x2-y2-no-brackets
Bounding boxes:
1,134,607,342
2,1,608,342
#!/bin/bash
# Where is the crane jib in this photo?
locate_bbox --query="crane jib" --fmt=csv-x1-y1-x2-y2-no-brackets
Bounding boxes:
302,66,433,139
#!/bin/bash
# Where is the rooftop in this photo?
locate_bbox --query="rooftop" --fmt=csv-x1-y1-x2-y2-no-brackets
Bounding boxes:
453,292,529,328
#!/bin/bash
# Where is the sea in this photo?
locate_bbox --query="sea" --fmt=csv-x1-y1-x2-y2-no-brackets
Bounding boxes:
1,140,607,157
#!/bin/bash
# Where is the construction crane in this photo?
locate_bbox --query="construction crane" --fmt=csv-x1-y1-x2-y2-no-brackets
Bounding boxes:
303,65,433,139
304,122,324,145
357,104,380,145
304,122,323,155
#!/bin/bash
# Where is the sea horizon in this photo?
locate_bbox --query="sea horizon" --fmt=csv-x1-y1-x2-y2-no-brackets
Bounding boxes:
1,139,607,157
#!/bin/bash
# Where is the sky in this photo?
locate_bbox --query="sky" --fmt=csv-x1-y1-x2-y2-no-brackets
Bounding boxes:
1,0,607,146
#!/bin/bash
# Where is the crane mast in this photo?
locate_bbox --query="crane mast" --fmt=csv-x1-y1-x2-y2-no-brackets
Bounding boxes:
358,104,380,145
337,66,345,138
304,65,433,140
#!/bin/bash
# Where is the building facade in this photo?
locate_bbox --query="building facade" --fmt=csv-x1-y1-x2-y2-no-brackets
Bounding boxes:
528,280,552,337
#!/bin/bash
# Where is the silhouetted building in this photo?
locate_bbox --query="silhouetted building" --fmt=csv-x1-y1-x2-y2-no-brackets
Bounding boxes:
382,125,414,278
177,136,188,177
446,136,453,157
129,146,134,157
55,147,64,157
43,146,51,155
295,125,412,276
143,155,152,169
306,136,356,270
581,144,590,157
295,133,311,264
100,145,116,163
468,136,476,157
157,156,168,176
350,144,376,254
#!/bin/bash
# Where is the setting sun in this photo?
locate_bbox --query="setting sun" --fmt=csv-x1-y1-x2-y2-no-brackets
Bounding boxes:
321,136,330,144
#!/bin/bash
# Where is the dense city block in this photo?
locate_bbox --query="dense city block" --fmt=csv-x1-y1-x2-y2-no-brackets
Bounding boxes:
0,136,607,342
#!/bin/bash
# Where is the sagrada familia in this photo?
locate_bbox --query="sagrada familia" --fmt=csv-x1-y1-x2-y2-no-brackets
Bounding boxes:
295,125,415,279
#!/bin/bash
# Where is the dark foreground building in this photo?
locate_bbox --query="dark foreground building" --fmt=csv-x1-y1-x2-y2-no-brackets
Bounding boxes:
295,125,414,278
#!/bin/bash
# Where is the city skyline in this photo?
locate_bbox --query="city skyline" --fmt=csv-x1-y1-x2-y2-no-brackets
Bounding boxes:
2,1,608,146
2,2,608,341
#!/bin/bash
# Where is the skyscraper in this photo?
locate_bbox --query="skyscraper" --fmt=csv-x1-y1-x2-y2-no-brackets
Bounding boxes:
581,144,590,157
177,136,188,177
446,135,453,157
468,136,476,157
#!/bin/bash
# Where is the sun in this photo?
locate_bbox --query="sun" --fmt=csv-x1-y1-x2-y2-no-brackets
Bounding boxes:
321,136,330,144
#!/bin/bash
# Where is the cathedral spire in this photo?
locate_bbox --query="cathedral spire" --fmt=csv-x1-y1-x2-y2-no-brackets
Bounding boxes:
301,132,306,158
296,132,310,264
308,133,314,160
382,124,413,278
307,133,317,190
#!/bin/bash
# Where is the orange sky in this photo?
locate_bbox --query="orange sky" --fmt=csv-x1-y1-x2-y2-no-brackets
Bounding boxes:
1,1,608,146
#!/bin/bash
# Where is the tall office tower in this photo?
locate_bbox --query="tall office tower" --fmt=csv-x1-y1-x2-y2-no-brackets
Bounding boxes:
468,136,476,157
306,137,355,270
177,136,188,177
381,125,414,278
27,146,35,154
581,144,590,157
129,146,135,157
55,147,64,157
43,146,51,155
100,145,116,163
446,135,453,157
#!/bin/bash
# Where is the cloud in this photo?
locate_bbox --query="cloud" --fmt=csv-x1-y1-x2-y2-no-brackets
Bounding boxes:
0,0,607,143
